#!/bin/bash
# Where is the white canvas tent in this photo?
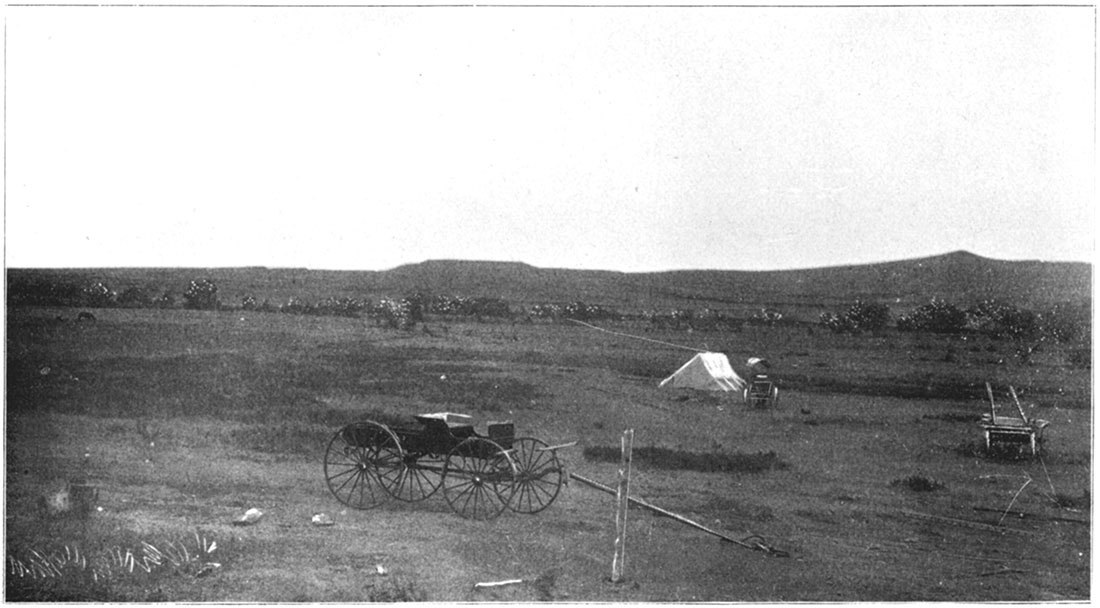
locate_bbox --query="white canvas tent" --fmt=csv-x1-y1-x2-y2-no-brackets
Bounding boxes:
659,352,746,392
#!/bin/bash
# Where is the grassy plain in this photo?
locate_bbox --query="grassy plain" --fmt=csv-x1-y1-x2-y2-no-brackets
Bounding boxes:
5,303,1091,601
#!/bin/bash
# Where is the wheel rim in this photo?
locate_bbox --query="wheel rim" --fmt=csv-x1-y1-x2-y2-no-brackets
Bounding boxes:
443,438,516,520
323,421,398,510
507,437,563,514
379,450,445,502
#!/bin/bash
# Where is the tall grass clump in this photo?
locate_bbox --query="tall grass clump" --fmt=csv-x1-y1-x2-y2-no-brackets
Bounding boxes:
5,529,223,602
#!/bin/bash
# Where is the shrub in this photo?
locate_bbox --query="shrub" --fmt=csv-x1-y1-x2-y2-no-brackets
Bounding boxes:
152,292,175,309
966,299,1041,340
562,301,620,322
183,279,219,310
1041,302,1089,344
315,297,364,317
821,300,891,333
82,281,116,308
748,308,783,326
280,298,313,315
897,298,966,334
369,298,417,329
530,303,561,319
117,287,151,309
402,293,426,323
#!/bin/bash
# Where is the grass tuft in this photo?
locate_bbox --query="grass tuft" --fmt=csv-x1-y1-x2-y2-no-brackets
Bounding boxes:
5,529,224,602
891,475,945,492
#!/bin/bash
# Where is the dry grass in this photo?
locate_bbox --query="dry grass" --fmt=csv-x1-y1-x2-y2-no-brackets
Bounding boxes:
4,306,1091,601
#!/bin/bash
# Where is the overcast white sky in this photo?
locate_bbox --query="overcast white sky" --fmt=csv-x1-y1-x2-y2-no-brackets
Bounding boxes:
4,5,1095,272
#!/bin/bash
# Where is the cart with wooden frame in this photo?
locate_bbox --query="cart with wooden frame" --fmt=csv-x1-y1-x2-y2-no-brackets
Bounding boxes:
323,413,570,520
979,383,1048,458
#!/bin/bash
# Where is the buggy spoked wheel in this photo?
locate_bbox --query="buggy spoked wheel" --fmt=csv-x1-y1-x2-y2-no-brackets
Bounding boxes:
324,421,401,510
507,437,564,514
380,451,445,502
443,438,516,520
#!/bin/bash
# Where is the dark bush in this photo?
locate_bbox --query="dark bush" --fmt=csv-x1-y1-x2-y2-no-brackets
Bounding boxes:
280,298,313,315
152,292,175,309
898,298,967,334
117,287,151,309
891,475,944,492
1041,302,1089,344
82,281,116,308
821,300,891,333
183,279,219,310
967,299,1041,340
562,301,620,322
748,308,784,326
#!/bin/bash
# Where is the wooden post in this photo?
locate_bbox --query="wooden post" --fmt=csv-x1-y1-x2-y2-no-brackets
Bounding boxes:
985,382,997,423
611,429,634,584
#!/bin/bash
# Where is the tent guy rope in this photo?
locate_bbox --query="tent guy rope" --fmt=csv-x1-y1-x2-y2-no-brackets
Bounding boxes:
565,319,705,353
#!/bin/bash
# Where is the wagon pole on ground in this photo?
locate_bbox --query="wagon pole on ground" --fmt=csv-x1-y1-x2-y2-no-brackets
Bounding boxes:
569,472,789,557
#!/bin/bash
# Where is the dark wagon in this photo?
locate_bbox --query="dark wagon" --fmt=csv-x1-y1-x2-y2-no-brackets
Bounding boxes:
324,413,567,520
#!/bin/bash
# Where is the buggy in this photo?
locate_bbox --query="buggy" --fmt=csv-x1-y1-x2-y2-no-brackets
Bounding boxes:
743,374,780,409
324,413,567,520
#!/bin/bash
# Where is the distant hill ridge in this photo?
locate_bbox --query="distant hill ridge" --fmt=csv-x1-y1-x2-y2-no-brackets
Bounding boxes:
8,251,1091,316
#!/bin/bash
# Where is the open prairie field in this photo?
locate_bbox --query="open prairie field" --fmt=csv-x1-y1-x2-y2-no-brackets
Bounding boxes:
5,302,1091,602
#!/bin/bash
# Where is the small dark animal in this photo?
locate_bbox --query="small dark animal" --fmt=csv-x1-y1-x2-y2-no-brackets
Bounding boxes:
76,311,97,322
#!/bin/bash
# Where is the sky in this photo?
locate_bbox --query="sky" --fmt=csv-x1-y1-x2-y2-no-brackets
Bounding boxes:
4,4,1095,272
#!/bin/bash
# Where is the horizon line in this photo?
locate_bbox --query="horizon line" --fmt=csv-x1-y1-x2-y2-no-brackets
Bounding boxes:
4,249,1093,274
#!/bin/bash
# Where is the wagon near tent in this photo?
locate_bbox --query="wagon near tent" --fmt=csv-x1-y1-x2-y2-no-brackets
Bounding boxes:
323,413,569,520
743,356,779,408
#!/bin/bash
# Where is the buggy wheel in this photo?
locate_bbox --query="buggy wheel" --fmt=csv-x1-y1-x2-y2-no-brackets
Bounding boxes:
379,451,445,502
507,437,564,514
443,438,516,520
323,421,401,510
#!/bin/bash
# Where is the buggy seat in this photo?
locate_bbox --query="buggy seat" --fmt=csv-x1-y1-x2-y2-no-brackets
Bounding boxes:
415,412,476,438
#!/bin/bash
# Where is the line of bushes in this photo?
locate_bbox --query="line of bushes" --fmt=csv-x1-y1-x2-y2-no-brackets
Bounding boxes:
8,276,1089,347
819,298,1087,345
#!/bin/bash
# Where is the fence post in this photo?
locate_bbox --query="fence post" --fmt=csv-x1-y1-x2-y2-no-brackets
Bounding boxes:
611,428,634,583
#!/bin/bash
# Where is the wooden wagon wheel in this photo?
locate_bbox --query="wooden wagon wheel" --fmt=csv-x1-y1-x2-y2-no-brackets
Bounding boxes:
323,421,401,510
379,449,445,503
506,437,564,514
442,437,516,520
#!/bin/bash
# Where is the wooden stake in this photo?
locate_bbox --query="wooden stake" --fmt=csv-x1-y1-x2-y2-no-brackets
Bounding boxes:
610,429,633,584
1008,386,1029,423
